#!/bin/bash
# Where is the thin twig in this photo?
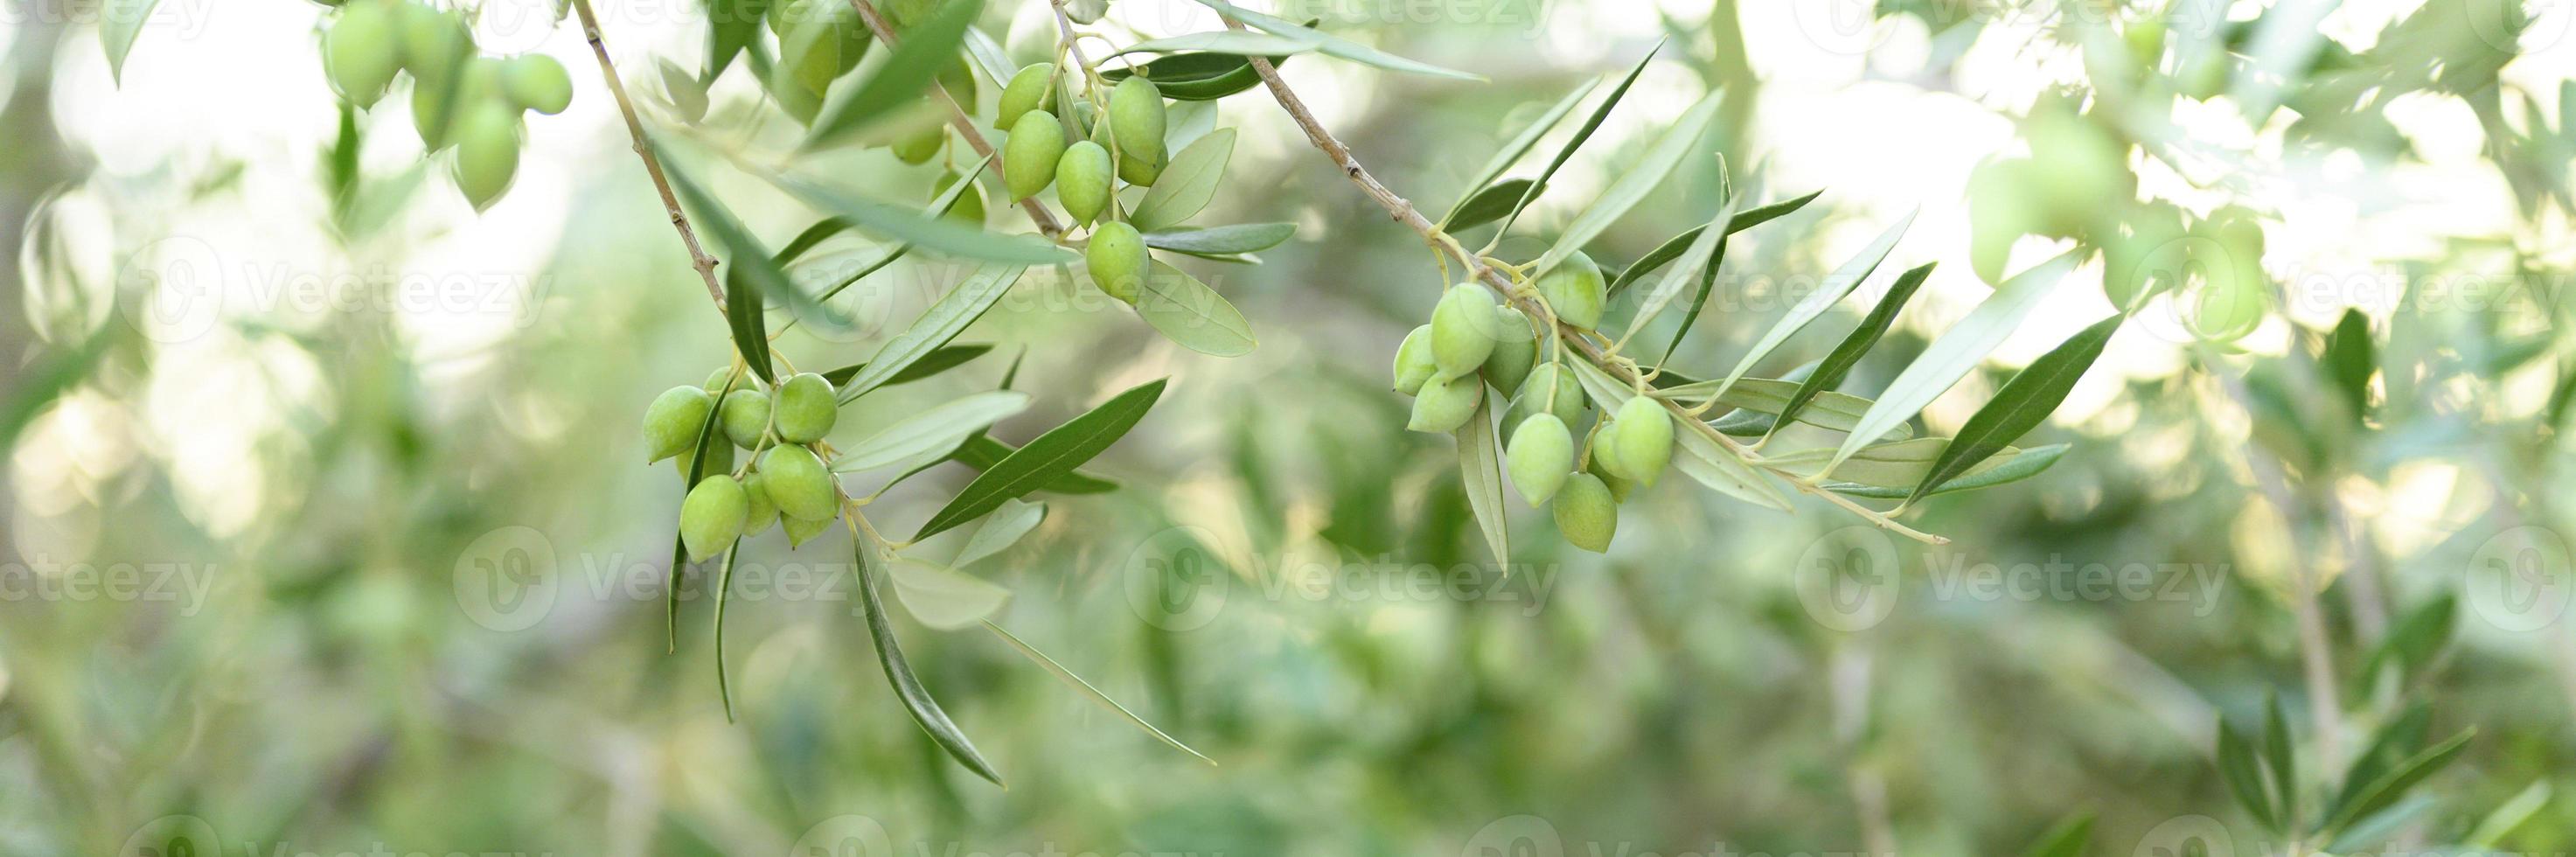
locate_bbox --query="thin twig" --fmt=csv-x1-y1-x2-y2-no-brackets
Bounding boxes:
847,0,1066,238
568,0,727,307
1224,17,1946,544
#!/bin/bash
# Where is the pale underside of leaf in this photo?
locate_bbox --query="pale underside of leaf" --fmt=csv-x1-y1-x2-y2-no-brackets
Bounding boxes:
1531,90,1725,279
1456,395,1508,564
1823,252,2080,478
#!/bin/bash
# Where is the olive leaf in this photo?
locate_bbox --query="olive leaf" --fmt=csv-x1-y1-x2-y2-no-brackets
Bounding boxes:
1702,208,1916,405
2324,307,2374,418
658,58,712,124
1439,80,1597,230
769,173,1069,265
1530,89,1725,279
850,537,1004,785
1443,179,1545,231
887,556,1012,630
1143,223,1297,254
822,343,993,390
950,435,1119,494
832,391,1033,474
1132,129,1239,232
713,540,746,721
912,378,1167,540
1111,31,1321,58
704,0,773,83
1904,313,2120,506
2356,595,2455,691
2316,728,2474,840
2324,794,2437,854
1822,252,2080,479
1763,437,2029,490
2329,702,2432,824
2017,814,2093,857
1820,444,2066,499
1762,263,1933,446
800,0,982,150
1621,189,1737,345
1566,355,1786,510
102,0,164,84
1660,378,1912,441
1188,0,1479,80
1456,395,1508,565
666,373,740,650
2217,718,2280,831
838,263,1029,403
1489,41,1658,240
659,152,783,383
777,150,992,268
2461,779,2552,849
961,26,1016,87
1607,191,1825,293
982,620,1214,763
2262,693,2297,828
1134,261,1257,358
954,498,1046,567
1100,50,1291,101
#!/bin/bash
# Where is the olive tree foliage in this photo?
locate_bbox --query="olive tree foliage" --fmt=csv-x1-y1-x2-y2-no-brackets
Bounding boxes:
84,0,2136,784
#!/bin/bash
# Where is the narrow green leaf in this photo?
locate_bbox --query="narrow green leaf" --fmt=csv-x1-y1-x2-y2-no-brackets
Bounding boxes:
1821,444,2066,499
1099,50,1291,101
1566,356,1786,510
822,344,994,390
1444,178,1546,231
777,156,996,335
801,0,982,150
950,435,1119,494
1111,31,1320,58
1704,208,1916,406
2324,308,2374,417
913,379,1167,540
1764,437,2027,490
1904,313,2120,505
1823,252,2080,478
1763,263,1933,446
102,0,164,84
705,0,775,82
1608,190,1827,295
2322,794,2434,854
2318,728,2474,839
2359,594,2455,690
833,391,1033,473
1490,42,1659,240
1134,261,1257,357
954,498,1045,567
2217,720,2280,831
983,620,1215,763
1622,190,1737,345
660,154,783,383
1530,90,1724,279
2018,813,2094,857
887,557,1012,630
2330,702,2432,821
1132,129,1239,232
1456,394,1508,564
1675,378,1913,441
839,263,1029,402
2462,779,2552,848
1440,80,1598,230
850,539,1004,785
714,540,745,722
2263,693,2298,830
1188,0,1479,80
769,174,1069,265
668,374,740,650
1143,222,1297,254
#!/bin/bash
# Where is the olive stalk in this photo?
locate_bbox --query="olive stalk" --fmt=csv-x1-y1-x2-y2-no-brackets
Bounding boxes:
567,0,728,310
1217,17,1947,545
846,0,1067,239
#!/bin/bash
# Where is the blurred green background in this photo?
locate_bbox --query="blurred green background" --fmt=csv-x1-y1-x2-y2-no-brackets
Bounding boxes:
5,0,2576,854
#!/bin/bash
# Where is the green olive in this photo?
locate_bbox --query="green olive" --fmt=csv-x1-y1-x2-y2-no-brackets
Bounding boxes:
1482,303,1538,395
891,121,946,164
1535,252,1606,331
1407,373,1483,434
1391,324,1437,395
644,386,715,463
679,475,750,561
1055,141,1115,227
1086,221,1148,304
1004,109,1067,202
451,101,522,211
783,512,835,547
1429,284,1500,380
719,388,771,449
1506,414,1574,506
740,470,779,537
758,445,839,522
501,53,573,115
396,2,472,86
1108,77,1168,185
771,372,838,444
324,0,402,108
1605,396,1674,486
1550,473,1618,553
996,62,1056,131
1502,363,1588,430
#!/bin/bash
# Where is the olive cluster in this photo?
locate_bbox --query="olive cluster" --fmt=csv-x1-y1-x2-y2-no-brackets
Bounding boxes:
993,65,1170,305
643,370,846,561
317,0,574,209
1392,253,1669,554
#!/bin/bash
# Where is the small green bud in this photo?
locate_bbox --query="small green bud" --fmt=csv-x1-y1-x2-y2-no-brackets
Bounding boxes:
1391,324,1437,395
1055,141,1115,226
1482,304,1538,395
451,101,522,211
740,470,779,537
1087,221,1149,304
771,372,838,444
501,53,573,115
1004,110,1067,202
891,121,944,164
996,63,1056,131
324,0,401,108
679,475,751,561
1503,363,1588,430
719,388,771,449
1605,396,1674,486
758,445,840,522
783,512,835,547
644,386,715,463
1551,473,1619,553
1506,414,1575,506
1407,373,1483,434
1429,284,1500,379
1108,77,1168,185
1535,252,1606,331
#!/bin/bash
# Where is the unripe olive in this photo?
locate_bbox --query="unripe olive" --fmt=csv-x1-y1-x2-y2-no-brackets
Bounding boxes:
1391,324,1436,395
1429,284,1500,380
1586,450,1635,503
1483,304,1538,395
1503,363,1588,430
740,470,779,537
501,54,573,115
783,511,834,547
1605,396,1674,486
1055,141,1115,226
1004,110,1066,202
644,386,715,463
1407,373,1483,434
758,445,840,522
679,475,751,561
324,0,401,108
934,171,985,226
1551,473,1618,553
719,388,771,449
996,62,1056,131
1108,77,1169,185
1086,221,1148,304
451,101,522,211
771,372,838,444
1506,414,1575,506
397,2,472,86
770,0,869,96
1535,252,1606,331
892,122,944,164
